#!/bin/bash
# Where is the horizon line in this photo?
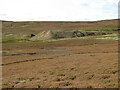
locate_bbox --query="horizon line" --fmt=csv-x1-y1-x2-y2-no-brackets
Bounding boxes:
0,18,118,22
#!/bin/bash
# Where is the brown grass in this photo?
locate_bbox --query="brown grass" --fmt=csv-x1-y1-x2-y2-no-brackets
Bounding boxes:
2,38,118,88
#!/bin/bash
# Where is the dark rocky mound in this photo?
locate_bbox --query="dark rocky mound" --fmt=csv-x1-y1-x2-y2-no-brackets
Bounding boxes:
30,30,107,40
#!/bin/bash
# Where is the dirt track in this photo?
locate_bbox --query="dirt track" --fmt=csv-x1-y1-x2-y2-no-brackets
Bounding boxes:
2,38,118,88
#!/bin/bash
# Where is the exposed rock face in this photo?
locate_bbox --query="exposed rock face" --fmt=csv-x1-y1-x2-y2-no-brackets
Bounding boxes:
30,34,35,37
54,31,74,38
86,32,95,36
30,30,107,40
73,31,85,37
30,31,54,40
30,30,75,40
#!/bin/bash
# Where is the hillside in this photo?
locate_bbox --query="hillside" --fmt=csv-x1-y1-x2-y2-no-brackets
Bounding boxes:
2,19,118,88
2,19,118,35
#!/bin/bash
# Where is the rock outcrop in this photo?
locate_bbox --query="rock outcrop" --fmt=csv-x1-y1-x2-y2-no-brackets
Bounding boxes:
30,30,107,40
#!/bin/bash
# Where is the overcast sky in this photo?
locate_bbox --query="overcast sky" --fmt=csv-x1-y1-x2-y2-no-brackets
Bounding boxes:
0,0,119,21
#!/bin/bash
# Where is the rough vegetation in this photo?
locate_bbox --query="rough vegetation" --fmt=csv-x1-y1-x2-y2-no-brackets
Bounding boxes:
2,20,118,88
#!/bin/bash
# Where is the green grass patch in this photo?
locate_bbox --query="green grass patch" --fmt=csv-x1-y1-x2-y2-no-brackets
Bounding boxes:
2,34,25,38
96,36,118,40
21,25,30,27
2,34,30,43
104,29,117,31
2,38,30,43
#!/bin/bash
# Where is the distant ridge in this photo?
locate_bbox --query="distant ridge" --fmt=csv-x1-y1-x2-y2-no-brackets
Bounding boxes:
2,19,118,35
0,19,118,23
0,20,13,22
